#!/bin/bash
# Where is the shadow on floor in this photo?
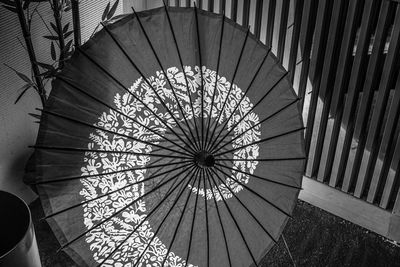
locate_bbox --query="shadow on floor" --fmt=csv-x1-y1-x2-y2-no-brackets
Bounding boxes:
30,199,400,267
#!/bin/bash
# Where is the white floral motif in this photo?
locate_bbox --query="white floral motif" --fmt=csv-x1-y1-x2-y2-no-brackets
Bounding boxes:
80,66,260,266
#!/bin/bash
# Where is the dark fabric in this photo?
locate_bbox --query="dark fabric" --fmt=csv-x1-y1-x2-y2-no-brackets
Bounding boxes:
31,6,305,267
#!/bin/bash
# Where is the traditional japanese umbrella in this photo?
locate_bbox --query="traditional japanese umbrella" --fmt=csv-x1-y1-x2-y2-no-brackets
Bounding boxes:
27,3,305,267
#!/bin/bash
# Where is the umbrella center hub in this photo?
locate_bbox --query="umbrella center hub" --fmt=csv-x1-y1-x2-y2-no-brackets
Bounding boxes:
194,150,215,168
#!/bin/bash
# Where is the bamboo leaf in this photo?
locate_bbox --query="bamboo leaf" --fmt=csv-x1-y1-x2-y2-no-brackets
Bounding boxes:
50,42,56,60
4,64,33,84
64,39,73,53
36,62,54,71
64,0,72,11
38,70,51,77
64,50,74,58
102,2,110,21
1,4,17,12
63,22,70,33
17,73,32,84
15,84,32,104
28,113,41,120
43,35,59,41
61,39,73,60
50,22,59,35
63,30,73,39
107,0,119,20
39,67,58,78
109,14,125,22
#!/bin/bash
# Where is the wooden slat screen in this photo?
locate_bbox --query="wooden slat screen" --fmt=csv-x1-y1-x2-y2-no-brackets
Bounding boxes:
166,0,400,215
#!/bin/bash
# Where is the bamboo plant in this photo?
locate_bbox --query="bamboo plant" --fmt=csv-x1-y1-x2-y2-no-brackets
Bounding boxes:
1,0,120,106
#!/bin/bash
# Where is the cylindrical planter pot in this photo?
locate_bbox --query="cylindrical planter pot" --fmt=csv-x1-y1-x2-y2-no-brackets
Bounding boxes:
0,191,41,267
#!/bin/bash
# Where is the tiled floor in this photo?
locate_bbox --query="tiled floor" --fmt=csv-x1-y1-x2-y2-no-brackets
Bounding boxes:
30,200,400,267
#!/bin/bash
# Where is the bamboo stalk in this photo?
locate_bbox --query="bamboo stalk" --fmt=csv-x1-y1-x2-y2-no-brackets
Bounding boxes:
14,0,46,106
71,0,81,47
51,0,65,68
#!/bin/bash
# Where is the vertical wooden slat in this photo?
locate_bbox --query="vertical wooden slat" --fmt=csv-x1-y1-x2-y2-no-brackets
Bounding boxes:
394,184,400,215
231,0,238,21
367,69,400,202
241,0,250,27
254,0,264,38
306,0,347,178
236,0,243,24
277,0,290,62
318,0,372,186
248,0,257,34
198,0,203,9
71,0,81,47
297,0,317,111
287,0,304,82
258,0,269,44
219,0,226,13
341,1,393,193
265,0,276,49
271,0,281,53
282,0,295,69
380,118,400,208
304,0,332,157
207,0,214,11
354,7,400,198
212,0,218,12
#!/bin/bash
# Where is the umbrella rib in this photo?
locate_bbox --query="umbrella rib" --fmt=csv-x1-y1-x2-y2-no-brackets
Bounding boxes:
205,48,271,152
132,169,197,267
100,22,198,154
160,168,200,267
213,165,292,218
193,5,206,150
214,126,306,157
205,28,250,151
211,97,300,154
183,166,202,267
209,167,278,243
34,158,191,185
204,169,232,267
76,47,197,154
208,70,289,153
127,7,200,152
58,164,195,252
31,145,192,159
216,157,306,162
204,13,225,151
38,108,194,158
56,76,194,155
202,169,210,267
163,2,202,151
207,168,258,266
45,162,194,220
97,166,197,267
145,157,186,201
215,163,302,190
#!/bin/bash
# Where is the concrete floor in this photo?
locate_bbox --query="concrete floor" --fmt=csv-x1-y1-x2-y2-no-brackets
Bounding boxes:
30,199,400,267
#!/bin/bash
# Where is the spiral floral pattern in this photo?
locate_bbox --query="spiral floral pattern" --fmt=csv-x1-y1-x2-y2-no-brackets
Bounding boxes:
79,66,261,266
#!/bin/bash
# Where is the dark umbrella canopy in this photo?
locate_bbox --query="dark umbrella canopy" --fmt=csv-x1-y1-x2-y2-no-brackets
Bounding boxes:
29,5,305,267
